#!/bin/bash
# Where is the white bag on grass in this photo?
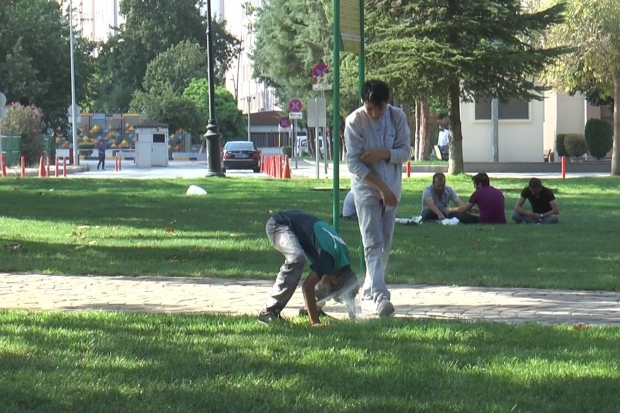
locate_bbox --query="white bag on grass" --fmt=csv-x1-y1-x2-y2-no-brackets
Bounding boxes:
186,185,207,196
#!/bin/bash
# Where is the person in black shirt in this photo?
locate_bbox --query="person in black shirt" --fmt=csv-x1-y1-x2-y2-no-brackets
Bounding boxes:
512,178,559,224
258,211,359,325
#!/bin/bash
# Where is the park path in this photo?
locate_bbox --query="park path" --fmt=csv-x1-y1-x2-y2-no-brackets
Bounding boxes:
2,273,619,325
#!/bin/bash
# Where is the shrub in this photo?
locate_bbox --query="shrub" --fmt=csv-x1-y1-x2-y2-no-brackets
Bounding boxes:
282,146,293,157
3,103,44,166
556,134,567,157
584,119,613,160
564,134,588,158
78,142,95,157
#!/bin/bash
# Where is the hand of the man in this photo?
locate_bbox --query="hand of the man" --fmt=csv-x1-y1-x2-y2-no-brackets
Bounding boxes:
380,187,398,207
361,148,389,164
437,212,446,220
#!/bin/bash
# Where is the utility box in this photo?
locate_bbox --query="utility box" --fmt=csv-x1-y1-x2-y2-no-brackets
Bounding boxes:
134,121,169,168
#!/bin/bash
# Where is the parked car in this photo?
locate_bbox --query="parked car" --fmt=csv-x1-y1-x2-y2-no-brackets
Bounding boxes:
222,141,260,173
297,135,324,156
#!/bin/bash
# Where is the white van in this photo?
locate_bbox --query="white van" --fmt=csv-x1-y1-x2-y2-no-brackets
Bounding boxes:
296,135,324,156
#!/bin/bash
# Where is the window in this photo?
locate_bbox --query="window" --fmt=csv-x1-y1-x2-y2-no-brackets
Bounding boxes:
475,97,529,120
225,142,256,151
153,134,166,143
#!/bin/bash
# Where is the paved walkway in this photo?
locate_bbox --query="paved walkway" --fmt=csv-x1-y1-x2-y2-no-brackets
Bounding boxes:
2,273,619,325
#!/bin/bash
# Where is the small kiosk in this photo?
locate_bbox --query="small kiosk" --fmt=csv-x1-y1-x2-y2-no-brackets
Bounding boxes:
134,121,169,168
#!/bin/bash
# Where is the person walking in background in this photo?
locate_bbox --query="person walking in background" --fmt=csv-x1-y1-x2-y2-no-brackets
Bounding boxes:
437,124,450,161
96,140,106,170
345,79,411,317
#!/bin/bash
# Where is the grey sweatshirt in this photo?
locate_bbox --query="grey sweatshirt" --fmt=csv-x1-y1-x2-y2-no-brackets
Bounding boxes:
345,105,411,204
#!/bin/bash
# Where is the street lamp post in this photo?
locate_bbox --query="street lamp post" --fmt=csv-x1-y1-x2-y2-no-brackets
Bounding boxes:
204,0,224,176
69,0,79,165
246,96,252,141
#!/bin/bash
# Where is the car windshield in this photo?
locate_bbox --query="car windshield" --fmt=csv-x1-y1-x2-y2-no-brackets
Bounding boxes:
226,142,255,151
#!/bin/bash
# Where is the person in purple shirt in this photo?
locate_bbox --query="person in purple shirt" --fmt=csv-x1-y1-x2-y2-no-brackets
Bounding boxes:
449,173,506,224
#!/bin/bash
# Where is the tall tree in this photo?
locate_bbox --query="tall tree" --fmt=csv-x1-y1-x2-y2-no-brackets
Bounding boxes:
141,41,207,96
0,0,94,127
183,79,247,142
368,0,568,174
93,0,240,111
539,0,620,175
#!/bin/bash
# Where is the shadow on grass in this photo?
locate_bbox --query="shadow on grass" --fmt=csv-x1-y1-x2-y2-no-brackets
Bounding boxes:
0,237,279,278
1,313,619,412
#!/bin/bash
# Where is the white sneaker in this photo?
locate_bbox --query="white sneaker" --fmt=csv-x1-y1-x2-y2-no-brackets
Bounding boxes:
361,294,395,317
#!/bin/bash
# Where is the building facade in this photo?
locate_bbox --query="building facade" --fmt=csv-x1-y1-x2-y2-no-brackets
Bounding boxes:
59,0,124,42
217,0,280,115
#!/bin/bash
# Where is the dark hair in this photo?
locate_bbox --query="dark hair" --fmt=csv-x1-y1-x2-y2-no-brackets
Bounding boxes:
472,172,490,187
432,172,446,183
528,178,542,188
361,80,390,106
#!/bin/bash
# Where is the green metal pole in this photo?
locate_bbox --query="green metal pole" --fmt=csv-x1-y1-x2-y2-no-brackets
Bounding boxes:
333,0,341,233
359,0,365,98
358,0,365,273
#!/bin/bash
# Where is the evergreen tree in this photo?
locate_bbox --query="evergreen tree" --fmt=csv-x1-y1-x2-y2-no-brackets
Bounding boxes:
368,0,568,173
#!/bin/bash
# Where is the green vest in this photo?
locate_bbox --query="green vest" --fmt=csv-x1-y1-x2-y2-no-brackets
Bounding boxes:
313,221,350,270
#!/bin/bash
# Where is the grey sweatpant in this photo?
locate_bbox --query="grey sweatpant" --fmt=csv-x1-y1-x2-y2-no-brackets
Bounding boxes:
355,200,397,304
264,218,306,311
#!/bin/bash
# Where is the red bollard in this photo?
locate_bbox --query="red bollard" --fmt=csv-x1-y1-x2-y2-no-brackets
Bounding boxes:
268,156,273,177
278,156,283,179
561,156,566,179
20,156,26,178
1,154,6,177
55,156,59,178
275,156,280,178
406,161,411,178
63,157,67,177
119,155,122,171
46,156,50,178
283,155,291,179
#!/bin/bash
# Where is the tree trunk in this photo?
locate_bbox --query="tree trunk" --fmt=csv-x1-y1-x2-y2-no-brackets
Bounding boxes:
419,101,430,160
414,101,420,160
447,81,464,174
612,70,620,176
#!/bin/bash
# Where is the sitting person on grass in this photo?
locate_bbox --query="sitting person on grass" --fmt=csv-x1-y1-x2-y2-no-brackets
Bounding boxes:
341,190,357,221
420,173,479,224
448,173,506,224
259,210,359,326
512,178,560,224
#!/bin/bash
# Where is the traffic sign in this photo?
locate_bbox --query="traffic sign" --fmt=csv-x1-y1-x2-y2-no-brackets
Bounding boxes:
288,98,303,113
312,84,333,91
67,104,81,117
0,92,6,108
279,117,291,128
67,104,82,124
307,98,327,128
289,112,303,120
311,62,329,83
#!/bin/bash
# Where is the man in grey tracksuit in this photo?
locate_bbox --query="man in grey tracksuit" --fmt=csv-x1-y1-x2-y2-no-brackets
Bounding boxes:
344,79,411,316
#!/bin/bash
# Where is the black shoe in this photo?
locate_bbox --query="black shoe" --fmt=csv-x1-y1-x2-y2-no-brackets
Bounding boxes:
298,308,328,317
257,309,282,325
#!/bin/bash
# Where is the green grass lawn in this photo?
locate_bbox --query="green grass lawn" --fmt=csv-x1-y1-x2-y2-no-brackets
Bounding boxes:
1,311,619,413
1,176,620,290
